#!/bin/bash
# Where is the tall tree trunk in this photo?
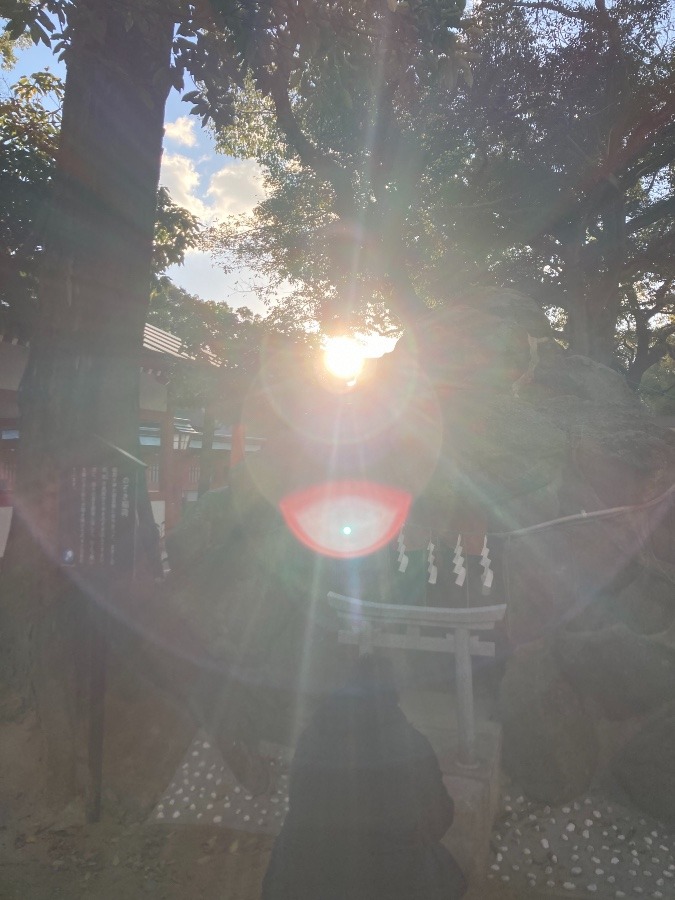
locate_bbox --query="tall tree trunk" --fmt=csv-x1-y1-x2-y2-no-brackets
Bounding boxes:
0,0,174,816
561,232,591,357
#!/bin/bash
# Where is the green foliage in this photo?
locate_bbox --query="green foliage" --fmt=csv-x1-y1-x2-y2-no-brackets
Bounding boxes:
203,0,675,375
152,187,200,274
0,69,63,337
640,354,675,415
148,275,319,409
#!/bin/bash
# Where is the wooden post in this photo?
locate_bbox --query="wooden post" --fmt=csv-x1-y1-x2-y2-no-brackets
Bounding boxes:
455,626,476,766
87,603,107,823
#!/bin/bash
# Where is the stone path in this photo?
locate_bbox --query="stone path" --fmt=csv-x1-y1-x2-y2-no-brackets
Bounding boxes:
487,790,675,898
150,731,289,835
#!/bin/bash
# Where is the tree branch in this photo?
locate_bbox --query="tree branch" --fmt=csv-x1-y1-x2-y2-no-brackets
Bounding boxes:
261,74,358,221
627,194,675,235
511,1,596,24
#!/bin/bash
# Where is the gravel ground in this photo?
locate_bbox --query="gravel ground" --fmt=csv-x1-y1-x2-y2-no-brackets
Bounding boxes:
487,790,675,898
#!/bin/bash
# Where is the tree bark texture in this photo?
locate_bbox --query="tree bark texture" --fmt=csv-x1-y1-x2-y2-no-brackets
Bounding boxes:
0,0,174,812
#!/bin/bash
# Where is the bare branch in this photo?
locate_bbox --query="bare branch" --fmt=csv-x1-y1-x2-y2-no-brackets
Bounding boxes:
511,2,596,24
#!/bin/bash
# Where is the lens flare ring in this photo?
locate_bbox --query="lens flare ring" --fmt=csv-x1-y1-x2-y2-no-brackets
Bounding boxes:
279,480,412,559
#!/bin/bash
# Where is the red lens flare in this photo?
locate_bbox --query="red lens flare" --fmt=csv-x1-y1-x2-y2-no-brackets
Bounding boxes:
279,480,412,559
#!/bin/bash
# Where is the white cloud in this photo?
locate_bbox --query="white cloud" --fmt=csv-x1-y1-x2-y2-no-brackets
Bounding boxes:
206,159,265,219
160,152,209,219
164,116,198,148
160,153,266,225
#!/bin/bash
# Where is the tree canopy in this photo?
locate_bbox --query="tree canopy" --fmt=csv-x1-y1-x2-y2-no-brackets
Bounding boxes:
204,0,675,378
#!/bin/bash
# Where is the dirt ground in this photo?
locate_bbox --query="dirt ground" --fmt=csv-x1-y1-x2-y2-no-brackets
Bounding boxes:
0,818,539,900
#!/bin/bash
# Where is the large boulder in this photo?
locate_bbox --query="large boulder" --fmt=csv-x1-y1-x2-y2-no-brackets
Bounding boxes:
555,624,675,720
611,567,675,634
500,640,598,802
502,532,577,645
611,702,675,827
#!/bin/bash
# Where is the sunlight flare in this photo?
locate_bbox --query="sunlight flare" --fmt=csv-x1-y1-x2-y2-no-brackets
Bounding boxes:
323,336,366,381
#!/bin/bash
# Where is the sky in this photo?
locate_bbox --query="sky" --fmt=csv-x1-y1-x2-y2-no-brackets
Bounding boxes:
3,37,395,357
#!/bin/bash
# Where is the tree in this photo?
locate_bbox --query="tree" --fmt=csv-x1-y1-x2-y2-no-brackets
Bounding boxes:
0,0,179,817
206,0,675,375
3,0,449,816
0,69,63,339
0,68,200,339
203,0,472,333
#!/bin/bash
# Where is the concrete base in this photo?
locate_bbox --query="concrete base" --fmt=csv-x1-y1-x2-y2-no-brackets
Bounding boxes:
439,723,502,885
399,690,502,886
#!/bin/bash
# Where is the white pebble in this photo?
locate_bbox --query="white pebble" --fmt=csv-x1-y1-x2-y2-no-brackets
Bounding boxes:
541,839,550,849
595,868,604,875
563,882,576,890
562,807,571,814
582,830,590,839
566,823,576,832
213,815,222,823
593,810,601,818
571,866,582,875
587,886,597,893
611,857,620,864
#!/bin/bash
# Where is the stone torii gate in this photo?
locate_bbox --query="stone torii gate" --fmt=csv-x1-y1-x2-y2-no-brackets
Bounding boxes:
327,592,506,766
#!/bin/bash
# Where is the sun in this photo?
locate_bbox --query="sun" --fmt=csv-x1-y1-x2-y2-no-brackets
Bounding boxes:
323,336,366,381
